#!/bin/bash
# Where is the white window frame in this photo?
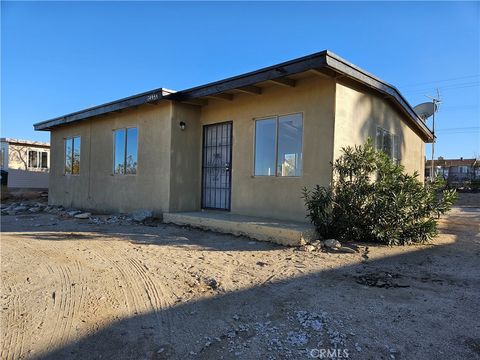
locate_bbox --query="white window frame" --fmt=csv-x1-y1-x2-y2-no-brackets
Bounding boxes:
113,127,138,176
28,150,49,171
376,126,400,164
253,112,304,177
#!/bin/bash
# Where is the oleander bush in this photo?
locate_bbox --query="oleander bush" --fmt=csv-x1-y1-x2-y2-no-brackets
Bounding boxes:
302,139,457,245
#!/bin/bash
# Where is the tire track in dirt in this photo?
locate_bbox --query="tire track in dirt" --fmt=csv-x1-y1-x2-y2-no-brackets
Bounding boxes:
55,264,75,350
93,240,179,341
14,236,69,354
1,239,49,360
2,232,194,356
1,291,23,360
90,241,165,317
125,256,174,338
87,241,142,315
5,234,90,356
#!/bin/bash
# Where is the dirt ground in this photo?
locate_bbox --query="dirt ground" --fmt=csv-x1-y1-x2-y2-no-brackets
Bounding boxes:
1,197,479,360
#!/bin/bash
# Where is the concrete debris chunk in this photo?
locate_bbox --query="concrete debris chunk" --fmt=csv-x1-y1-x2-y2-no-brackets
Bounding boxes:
74,212,91,219
337,246,356,254
304,244,317,252
322,239,342,249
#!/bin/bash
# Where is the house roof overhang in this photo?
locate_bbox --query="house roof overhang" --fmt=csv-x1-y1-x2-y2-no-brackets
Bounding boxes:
0,138,50,148
33,50,433,142
33,88,175,131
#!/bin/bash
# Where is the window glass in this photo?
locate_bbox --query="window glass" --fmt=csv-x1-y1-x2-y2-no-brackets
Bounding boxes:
393,135,400,164
125,128,138,174
376,127,400,163
65,139,73,174
254,118,276,176
376,128,384,152
277,114,303,176
114,129,126,174
28,150,38,168
382,131,392,157
41,152,48,169
73,137,81,174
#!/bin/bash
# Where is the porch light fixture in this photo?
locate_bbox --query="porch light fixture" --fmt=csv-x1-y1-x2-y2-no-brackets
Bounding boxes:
179,121,186,130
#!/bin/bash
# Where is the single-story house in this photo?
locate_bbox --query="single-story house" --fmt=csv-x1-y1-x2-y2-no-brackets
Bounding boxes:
426,157,479,186
0,138,50,189
34,50,433,223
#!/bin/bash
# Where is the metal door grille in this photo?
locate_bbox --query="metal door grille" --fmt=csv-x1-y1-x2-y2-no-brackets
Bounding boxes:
201,122,232,210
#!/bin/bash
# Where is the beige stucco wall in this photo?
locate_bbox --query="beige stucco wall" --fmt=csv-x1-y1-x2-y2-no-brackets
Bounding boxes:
169,102,202,212
49,103,172,214
334,82,425,181
199,76,337,222
46,74,427,221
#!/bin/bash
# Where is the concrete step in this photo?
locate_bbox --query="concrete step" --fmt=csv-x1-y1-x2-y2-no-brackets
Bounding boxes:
163,211,317,246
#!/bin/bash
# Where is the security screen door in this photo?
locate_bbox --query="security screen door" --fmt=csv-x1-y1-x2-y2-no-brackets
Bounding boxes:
201,122,232,210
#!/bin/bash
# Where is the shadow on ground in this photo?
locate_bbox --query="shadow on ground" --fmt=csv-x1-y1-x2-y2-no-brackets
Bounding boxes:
21,219,479,360
2,214,280,252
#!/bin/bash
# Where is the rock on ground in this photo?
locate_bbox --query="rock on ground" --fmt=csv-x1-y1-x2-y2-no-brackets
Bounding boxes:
322,239,342,249
74,212,91,219
132,209,153,222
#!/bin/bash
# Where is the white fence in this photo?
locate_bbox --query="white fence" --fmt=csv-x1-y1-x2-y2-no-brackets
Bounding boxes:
6,169,49,189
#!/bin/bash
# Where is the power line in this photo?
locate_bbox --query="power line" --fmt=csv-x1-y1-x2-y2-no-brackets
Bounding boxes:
398,74,480,89
435,126,480,134
440,104,479,110
403,82,480,96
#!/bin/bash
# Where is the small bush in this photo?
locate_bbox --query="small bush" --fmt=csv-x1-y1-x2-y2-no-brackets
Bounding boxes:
302,139,457,245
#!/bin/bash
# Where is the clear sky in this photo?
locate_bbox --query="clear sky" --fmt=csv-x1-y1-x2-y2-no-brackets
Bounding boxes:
2,1,479,159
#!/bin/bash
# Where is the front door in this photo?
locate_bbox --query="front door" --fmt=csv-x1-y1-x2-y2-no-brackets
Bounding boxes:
201,122,232,210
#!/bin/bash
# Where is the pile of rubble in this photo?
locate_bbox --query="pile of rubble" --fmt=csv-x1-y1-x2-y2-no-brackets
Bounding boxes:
1,202,155,225
198,309,351,358
1,202,49,216
301,238,357,254
355,272,410,288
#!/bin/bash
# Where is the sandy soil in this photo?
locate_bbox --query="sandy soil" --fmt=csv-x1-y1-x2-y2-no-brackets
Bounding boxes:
1,202,479,359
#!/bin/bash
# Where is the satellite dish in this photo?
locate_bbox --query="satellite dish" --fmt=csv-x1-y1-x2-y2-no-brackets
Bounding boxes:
413,102,438,121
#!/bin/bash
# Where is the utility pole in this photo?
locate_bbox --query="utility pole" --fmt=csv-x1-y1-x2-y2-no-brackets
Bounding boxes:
428,90,441,182
431,100,436,181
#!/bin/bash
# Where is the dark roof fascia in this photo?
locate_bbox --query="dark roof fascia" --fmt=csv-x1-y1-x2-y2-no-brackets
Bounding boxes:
168,50,329,100
168,50,432,142
34,88,171,131
34,50,433,142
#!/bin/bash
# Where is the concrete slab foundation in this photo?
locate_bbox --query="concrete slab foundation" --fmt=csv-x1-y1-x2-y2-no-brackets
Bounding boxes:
163,211,317,246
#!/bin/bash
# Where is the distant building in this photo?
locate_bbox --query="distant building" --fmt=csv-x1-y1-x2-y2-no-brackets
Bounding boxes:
0,138,50,189
425,157,479,186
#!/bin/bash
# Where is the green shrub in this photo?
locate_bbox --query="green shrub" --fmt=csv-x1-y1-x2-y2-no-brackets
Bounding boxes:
302,139,457,245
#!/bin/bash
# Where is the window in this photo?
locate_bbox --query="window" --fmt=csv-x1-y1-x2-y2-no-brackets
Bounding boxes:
113,127,138,175
254,118,276,176
459,166,469,174
28,151,38,169
65,137,81,174
376,127,400,163
254,113,303,177
41,152,48,169
27,150,48,170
